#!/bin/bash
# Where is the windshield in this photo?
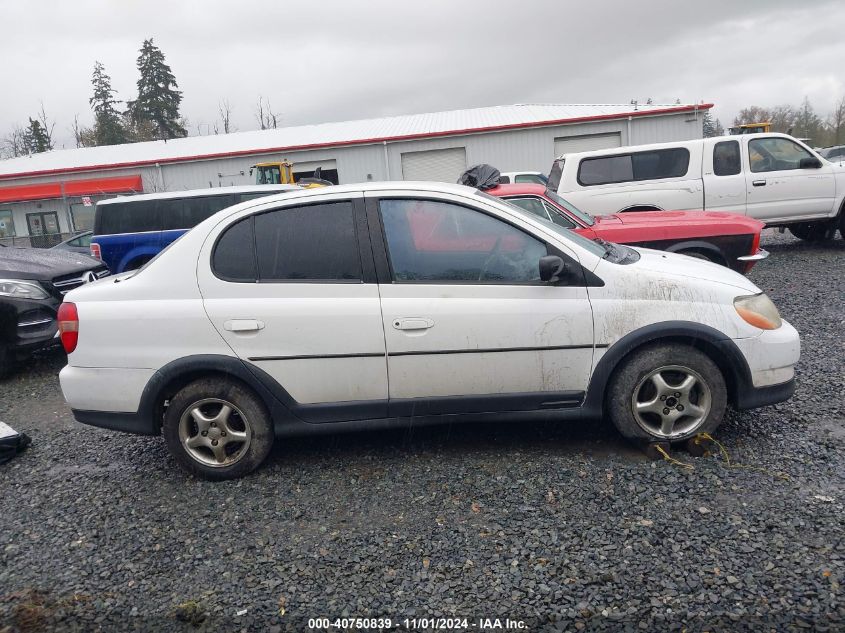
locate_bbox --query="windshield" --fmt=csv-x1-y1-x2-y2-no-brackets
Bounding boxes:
543,188,595,226
475,190,606,258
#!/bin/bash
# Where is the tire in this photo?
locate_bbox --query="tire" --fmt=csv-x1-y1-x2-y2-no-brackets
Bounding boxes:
788,221,830,242
162,378,274,480
607,343,727,443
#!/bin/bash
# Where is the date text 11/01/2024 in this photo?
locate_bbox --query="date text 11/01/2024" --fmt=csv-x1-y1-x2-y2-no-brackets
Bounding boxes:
307,617,528,630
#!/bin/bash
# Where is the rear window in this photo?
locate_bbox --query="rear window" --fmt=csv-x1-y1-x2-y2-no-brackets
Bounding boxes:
577,148,690,186
212,217,256,281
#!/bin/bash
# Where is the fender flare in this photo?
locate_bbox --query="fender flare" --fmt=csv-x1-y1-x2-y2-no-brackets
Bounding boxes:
135,354,303,434
581,320,754,416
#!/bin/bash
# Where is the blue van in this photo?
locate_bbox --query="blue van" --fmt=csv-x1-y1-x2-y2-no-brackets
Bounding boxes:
91,185,299,273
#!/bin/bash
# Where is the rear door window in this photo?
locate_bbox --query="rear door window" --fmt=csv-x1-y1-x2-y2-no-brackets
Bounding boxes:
254,201,361,281
212,217,256,281
713,140,741,176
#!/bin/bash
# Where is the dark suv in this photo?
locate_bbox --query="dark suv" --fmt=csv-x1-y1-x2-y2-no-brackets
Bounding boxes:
0,244,108,377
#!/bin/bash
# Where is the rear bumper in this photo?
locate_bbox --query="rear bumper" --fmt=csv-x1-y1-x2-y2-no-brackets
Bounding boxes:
71,409,158,435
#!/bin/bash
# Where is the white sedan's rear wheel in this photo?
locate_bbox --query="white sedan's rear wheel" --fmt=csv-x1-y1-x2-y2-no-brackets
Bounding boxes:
163,378,273,480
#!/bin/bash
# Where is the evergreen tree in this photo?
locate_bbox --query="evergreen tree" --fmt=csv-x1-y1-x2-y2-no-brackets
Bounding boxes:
127,39,187,140
90,61,128,146
702,111,724,137
23,118,52,153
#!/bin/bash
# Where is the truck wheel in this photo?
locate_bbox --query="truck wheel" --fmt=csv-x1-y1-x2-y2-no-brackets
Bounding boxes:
789,222,830,242
162,378,274,480
607,343,727,443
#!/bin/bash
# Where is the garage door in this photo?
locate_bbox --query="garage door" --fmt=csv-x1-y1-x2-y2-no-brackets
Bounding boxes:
401,147,467,182
554,133,621,157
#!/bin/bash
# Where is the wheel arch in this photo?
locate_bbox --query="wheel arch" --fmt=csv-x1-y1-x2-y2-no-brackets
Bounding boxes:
137,354,300,434
583,321,752,417
663,240,727,265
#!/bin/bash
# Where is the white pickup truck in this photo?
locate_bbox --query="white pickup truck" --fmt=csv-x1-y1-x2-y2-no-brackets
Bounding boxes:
548,133,845,241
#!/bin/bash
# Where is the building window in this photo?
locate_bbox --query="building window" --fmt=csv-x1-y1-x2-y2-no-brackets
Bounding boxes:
0,209,15,238
70,203,96,232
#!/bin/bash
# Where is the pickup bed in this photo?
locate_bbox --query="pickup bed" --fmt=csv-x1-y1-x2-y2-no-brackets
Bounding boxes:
549,133,845,241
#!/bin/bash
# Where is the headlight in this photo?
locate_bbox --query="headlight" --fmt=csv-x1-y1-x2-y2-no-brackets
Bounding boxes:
734,293,782,330
0,279,50,300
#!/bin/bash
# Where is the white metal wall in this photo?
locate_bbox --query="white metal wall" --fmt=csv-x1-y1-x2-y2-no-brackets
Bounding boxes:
0,110,705,238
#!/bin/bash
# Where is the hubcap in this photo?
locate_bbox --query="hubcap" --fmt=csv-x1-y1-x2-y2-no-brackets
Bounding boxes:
631,365,712,439
178,398,251,467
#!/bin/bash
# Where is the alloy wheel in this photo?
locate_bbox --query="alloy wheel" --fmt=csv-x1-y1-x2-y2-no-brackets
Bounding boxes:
178,398,252,467
631,365,712,439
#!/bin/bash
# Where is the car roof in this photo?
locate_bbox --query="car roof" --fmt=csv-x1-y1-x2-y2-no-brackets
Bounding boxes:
483,183,547,196
97,184,301,206
552,132,803,160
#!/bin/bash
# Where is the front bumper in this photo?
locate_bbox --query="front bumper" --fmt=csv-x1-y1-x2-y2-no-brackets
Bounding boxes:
727,318,801,410
0,296,59,354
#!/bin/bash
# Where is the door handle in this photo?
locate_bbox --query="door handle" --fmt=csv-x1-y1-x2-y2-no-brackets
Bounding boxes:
392,317,434,331
223,319,265,332
752,179,766,187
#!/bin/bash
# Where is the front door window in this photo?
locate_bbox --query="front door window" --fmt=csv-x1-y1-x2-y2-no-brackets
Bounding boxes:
379,198,547,283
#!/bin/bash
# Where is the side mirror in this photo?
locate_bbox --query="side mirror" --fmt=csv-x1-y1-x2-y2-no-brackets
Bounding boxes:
539,255,569,283
799,157,822,169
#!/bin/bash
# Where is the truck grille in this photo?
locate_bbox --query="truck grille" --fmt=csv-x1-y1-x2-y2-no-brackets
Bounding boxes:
51,267,110,295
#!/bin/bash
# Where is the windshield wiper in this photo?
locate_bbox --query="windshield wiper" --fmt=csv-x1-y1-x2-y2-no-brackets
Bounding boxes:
593,238,616,259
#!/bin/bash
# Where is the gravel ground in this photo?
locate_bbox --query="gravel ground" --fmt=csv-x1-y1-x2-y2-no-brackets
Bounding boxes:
0,230,843,633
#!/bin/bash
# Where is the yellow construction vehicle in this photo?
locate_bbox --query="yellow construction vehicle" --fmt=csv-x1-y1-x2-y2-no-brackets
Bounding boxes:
728,122,771,135
249,161,332,188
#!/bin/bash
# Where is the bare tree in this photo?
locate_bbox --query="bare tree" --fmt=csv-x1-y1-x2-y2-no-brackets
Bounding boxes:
37,102,56,149
255,96,279,130
217,99,235,134
70,114,96,148
0,126,27,159
829,95,845,146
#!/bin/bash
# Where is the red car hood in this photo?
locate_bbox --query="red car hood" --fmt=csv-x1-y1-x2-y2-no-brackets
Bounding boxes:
595,210,737,225
589,210,763,239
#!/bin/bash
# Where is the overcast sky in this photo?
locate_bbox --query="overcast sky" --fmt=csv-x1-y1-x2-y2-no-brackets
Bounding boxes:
2,0,844,149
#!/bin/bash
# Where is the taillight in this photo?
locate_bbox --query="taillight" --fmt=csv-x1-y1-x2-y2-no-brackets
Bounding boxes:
57,302,79,354
90,243,101,259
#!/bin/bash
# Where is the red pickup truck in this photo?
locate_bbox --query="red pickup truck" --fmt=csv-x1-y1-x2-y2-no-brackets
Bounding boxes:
487,183,768,273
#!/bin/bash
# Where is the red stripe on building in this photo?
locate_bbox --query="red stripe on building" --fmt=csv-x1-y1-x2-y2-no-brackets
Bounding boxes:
0,175,142,204
0,104,714,182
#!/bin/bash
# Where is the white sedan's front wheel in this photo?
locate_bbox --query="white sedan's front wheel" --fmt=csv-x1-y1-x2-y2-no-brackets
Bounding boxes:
607,344,727,443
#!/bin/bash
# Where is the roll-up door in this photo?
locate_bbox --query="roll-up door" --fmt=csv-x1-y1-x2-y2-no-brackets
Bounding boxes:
401,147,467,182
